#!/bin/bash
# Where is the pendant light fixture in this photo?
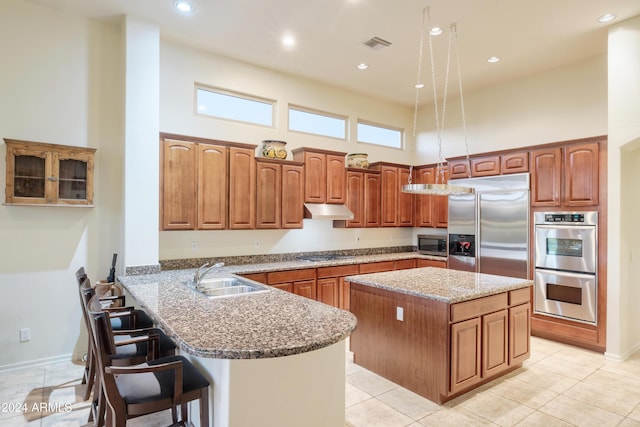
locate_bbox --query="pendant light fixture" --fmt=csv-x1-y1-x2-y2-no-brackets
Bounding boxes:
402,8,474,196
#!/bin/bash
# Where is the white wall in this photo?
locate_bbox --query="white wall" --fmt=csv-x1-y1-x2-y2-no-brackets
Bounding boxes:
606,15,640,360
0,0,123,366
158,41,416,259
415,55,608,162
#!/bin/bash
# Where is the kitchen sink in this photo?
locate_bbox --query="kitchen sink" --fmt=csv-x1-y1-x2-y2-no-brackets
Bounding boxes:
192,277,269,299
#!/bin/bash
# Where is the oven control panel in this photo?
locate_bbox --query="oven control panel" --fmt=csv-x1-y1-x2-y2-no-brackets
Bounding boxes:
544,213,584,223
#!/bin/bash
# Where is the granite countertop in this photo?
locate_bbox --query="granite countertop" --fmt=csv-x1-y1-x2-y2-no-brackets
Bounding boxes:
346,267,534,303
118,251,445,360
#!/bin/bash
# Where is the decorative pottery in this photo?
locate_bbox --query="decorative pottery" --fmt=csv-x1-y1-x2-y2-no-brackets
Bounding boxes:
262,140,288,159
346,153,369,169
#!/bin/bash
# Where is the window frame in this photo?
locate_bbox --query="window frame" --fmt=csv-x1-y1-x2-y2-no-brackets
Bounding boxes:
195,84,276,128
288,105,348,140
356,119,404,150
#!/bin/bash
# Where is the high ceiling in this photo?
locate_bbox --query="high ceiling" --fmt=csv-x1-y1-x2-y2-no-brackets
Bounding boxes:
25,0,640,106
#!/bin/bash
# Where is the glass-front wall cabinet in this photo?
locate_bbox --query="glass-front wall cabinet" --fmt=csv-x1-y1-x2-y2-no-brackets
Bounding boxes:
4,139,96,206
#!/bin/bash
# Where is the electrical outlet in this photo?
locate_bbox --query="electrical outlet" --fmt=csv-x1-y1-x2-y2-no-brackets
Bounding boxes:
254,240,261,248
191,241,198,251
396,307,404,321
20,328,30,342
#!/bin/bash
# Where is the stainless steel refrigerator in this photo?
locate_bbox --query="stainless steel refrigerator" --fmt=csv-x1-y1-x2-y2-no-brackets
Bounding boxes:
448,173,530,279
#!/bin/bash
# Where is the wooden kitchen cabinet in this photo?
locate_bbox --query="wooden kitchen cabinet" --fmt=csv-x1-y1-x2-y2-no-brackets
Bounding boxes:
239,272,267,284
448,159,470,179
481,309,509,377
256,159,304,229
317,264,359,309
267,268,316,297
394,259,416,270
335,170,364,228
292,148,346,204
530,147,562,207
162,138,199,230
373,163,413,227
160,133,257,230
198,143,227,230
564,142,599,207
414,165,448,228
281,163,304,228
530,141,599,208
501,152,529,174
229,147,256,229
509,303,531,365
359,261,395,274
471,155,501,177
5,139,96,206
364,171,381,227
450,317,481,394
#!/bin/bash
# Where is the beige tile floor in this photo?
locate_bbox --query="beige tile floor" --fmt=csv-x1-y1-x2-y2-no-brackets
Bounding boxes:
1,336,639,426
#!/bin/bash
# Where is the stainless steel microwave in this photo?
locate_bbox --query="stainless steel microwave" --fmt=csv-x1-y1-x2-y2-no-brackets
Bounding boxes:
417,234,447,257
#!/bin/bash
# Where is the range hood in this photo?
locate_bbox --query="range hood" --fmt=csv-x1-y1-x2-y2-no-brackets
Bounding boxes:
303,203,354,220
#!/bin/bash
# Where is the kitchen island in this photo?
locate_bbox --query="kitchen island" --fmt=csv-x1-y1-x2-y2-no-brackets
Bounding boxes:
346,267,534,404
119,269,356,427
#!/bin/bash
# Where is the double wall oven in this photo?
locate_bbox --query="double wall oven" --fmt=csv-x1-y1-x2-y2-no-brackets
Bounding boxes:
534,212,598,324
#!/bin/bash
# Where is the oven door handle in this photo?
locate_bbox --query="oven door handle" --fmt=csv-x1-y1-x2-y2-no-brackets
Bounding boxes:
535,268,596,280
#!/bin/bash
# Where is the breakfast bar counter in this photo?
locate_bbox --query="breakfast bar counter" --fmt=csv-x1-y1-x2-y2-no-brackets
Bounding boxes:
119,269,356,427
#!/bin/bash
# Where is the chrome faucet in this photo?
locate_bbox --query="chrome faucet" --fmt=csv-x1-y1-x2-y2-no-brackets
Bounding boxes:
193,261,225,288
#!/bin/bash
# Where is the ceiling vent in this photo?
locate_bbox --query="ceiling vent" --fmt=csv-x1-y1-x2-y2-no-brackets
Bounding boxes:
362,36,392,50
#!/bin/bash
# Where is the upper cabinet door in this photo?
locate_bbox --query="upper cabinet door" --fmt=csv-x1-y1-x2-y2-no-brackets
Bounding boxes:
198,144,227,230
281,163,304,229
256,161,282,229
449,159,471,179
398,167,414,226
229,147,256,229
326,154,346,204
302,151,326,203
161,139,197,230
345,171,365,228
530,148,562,207
414,166,435,227
501,152,529,174
564,142,599,207
364,172,381,228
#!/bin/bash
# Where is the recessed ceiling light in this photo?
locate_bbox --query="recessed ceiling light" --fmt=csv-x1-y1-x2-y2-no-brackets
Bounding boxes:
282,34,296,48
174,1,194,13
487,56,501,63
429,27,443,36
414,83,425,89
357,63,369,70
598,13,618,23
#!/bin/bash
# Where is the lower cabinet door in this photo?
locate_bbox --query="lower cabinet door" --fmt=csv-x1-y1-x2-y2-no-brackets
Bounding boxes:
482,309,509,377
450,317,481,394
293,279,317,300
509,303,531,365
317,278,339,307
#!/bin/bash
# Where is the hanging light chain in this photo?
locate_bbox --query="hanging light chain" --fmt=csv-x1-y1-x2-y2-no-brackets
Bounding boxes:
409,7,429,186
451,23,471,178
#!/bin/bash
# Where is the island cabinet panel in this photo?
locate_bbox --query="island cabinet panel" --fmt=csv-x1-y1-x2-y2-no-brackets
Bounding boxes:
417,259,447,269
481,309,509,377
450,318,482,394
349,283,450,401
317,264,359,310
509,303,531,365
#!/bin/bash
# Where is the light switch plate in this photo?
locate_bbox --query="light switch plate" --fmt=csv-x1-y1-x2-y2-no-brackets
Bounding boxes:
396,307,404,321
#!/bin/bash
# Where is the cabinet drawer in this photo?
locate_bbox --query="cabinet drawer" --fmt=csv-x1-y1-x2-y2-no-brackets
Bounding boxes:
509,287,531,306
395,259,417,270
359,261,395,274
267,268,316,284
451,293,508,323
317,264,359,279
239,273,267,284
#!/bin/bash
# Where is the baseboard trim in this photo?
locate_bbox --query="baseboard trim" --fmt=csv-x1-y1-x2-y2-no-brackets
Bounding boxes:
604,341,640,362
0,353,74,374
